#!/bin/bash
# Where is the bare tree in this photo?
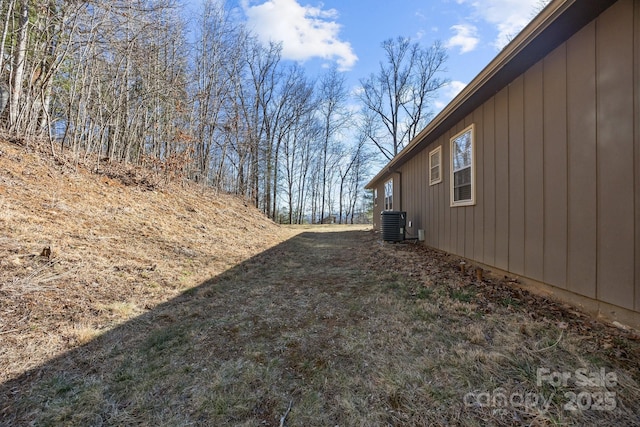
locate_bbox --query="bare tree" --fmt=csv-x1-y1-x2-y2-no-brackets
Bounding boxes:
0,0,373,225
191,0,241,185
317,66,350,223
0,0,11,115
8,0,28,130
282,109,319,224
358,37,448,160
531,0,552,17
346,138,374,224
269,64,314,221
243,38,281,212
46,0,190,171
503,1,553,45
0,0,16,78
336,139,361,224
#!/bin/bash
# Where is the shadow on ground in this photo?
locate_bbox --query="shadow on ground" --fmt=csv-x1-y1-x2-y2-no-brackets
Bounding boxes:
1,230,387,426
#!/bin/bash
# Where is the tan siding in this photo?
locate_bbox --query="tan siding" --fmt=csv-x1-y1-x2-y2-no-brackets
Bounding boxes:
635,0,640,312
417,150,422,229
456,206,464,256
373,182,383,230
416,150,420,224
464,207,473,259
428,143,433,246
446,132,451,246
422,148,428,232
483,98,496,266
596,0,635,309
402,163,412,228
442,133,451,253
523,63,544,282
456,126,465,256
508,76,525,276
419,148,425,239
439,135,447,250
464,116,475,259
455,125,466,256
428,147,433,245
414,152,420,228
566,22,597,298
403,168,408,214
473,106,485,262
404,166,412,217
413,162,417,222
416,150,424,232
449,127,458,254
429,145,437,247
415,149,423,235
431,152,438,247
494,88,510,271
543,43,568,289
430,146,437,246
456,211,463,256
401,167,407,212
394,172,401,212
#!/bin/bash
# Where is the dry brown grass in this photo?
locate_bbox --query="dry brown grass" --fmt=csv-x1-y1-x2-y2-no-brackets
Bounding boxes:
1,137,639,426
0,136,296,383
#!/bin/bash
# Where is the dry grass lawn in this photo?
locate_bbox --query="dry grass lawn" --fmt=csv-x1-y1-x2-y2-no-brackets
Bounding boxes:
1,137,639,426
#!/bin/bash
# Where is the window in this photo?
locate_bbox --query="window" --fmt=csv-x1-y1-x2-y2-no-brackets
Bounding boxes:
384,179,393,211
450,124,475,206
429,146,442,185
373,188,378,206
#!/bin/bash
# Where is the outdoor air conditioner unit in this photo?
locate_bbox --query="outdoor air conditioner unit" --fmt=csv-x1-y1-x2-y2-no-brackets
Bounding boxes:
380,211,406,242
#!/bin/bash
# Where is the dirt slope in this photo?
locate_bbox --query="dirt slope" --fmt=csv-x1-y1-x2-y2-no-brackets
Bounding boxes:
0,136,296,383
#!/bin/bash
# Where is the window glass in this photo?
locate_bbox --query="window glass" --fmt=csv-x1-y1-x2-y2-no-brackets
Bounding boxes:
450,125,475,206
429,146,442,185
384,179,393,211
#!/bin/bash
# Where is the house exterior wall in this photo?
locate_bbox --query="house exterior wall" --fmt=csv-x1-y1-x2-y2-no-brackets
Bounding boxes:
378,0,640,314
371,172,401,230
372,182,383,230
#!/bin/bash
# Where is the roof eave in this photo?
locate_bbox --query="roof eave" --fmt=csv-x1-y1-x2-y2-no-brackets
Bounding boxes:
365,0,616,190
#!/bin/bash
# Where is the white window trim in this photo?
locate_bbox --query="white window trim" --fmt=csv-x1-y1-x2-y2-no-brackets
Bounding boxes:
384,179,393,211
373,188,378,207
428,146,442,186
450,124,476,207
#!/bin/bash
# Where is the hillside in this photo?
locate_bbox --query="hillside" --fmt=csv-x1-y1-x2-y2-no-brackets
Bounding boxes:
0,136,296,383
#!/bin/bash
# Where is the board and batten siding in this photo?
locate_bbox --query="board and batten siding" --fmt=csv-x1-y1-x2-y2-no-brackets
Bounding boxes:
394,0,640,313
635,0,640,313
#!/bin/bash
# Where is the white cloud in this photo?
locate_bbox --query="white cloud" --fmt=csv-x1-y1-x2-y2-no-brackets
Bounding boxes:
447,80,468,97
434,100,447,111
458,0,549,49
434,80,468,111
445,24,479,54
241,0,358,71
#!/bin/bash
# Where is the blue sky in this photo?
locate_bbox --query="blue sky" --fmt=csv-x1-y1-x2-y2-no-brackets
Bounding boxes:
184,0,548,112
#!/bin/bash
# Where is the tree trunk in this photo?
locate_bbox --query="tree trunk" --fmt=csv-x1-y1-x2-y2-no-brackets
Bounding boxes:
0,0,14,76
9,0,28,130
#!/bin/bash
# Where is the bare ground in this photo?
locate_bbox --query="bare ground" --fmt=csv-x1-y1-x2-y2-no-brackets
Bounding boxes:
1,137,639,426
